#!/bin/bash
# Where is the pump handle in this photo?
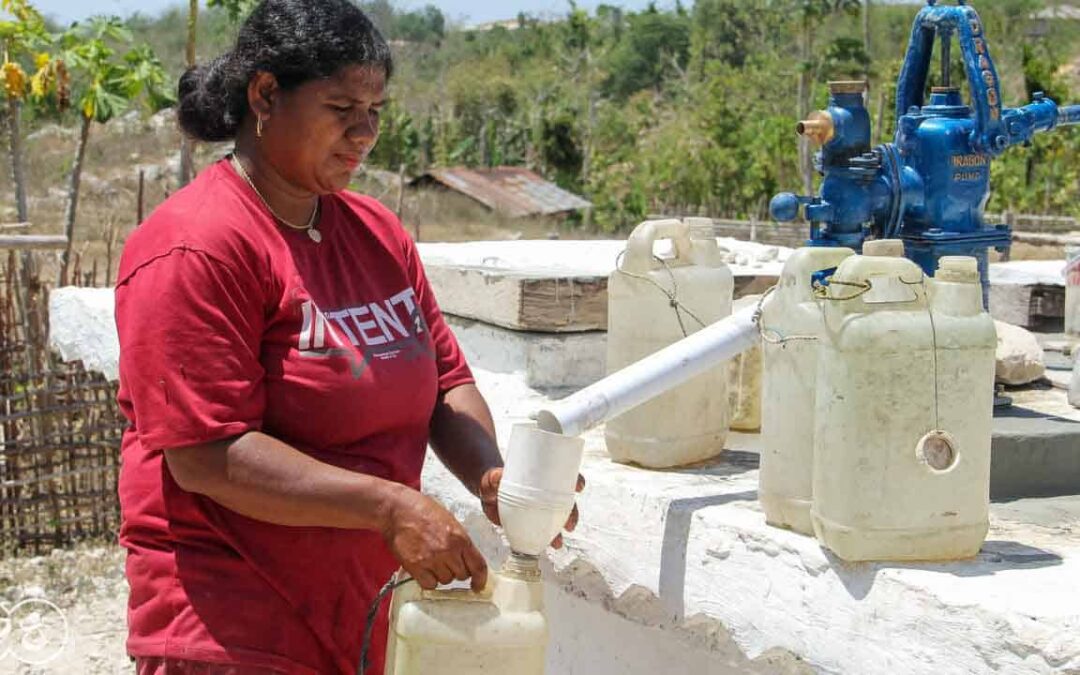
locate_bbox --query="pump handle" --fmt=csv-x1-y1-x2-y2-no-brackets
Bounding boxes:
896,3,1006,154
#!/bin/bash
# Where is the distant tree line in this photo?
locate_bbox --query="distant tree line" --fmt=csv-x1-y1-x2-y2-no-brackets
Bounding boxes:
358,0,1080,229
8,0,1080,233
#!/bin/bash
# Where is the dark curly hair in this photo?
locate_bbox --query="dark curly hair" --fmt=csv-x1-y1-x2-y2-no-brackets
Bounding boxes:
178,0,393,142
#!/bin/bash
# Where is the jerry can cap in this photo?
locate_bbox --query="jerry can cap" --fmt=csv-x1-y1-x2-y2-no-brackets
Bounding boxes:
936,256,979,283
862,239,906,257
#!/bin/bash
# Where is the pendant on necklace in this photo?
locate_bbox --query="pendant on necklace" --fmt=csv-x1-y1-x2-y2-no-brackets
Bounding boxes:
308,228,322,243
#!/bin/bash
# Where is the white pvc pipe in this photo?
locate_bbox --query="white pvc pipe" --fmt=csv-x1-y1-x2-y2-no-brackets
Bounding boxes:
535,303,762,437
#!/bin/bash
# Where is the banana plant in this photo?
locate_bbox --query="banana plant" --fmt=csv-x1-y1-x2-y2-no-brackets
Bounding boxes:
56,16,173,285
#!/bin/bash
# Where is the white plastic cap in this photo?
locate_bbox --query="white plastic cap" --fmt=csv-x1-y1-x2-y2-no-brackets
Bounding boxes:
936,256,979,283
862,239,905,257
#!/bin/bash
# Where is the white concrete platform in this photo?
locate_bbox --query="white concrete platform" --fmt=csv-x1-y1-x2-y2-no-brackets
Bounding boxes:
419,239,788,332
424,367,1080,675
418,239,792,279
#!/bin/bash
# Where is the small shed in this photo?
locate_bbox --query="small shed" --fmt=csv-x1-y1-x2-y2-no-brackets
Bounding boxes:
410,167,592,219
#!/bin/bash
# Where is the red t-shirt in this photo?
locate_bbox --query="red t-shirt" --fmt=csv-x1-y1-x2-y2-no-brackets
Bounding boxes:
115,159,473,674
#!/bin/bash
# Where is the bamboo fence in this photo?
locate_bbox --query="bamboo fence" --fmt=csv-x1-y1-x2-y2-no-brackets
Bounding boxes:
0,250,125,558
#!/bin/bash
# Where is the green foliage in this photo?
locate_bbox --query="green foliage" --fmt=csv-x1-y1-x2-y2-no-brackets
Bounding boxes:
989,39,1079,216
689,0,777,72
1,0,47,44
368,98,420,172
820,37,870,80
59,16,173,123
40,0,1077,229
601,7,691,98
205,0,258,24
395,5,445,45
1021,43,1070,102
378,0,1075,227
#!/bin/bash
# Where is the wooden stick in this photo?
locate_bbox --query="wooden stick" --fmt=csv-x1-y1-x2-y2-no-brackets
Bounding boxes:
137,169,145,225
0,236,68,251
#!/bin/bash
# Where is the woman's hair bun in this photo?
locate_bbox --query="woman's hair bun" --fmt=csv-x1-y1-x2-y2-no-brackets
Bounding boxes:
177,53,248,142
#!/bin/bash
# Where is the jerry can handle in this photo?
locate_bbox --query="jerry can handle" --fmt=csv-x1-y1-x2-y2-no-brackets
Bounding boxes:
419,575,496,603
622,219,693,274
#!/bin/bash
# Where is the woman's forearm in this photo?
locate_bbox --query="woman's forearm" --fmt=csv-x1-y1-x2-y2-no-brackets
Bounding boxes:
166,429,493,589
164,431,407,530
429,383,503,496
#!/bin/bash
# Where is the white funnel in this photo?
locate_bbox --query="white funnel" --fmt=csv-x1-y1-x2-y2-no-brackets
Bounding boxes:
498,424,584,557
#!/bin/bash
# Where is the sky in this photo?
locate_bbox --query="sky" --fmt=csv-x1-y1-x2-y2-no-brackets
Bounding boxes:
27,0,668,26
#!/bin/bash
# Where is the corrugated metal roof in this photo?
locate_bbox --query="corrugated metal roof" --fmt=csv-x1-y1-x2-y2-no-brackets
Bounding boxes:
413,167,592,218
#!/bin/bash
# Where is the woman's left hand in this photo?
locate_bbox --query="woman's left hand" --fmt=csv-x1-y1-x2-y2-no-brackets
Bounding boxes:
478,468,585,549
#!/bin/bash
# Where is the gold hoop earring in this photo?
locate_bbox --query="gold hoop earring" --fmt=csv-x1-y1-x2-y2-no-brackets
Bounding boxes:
256,116,264,138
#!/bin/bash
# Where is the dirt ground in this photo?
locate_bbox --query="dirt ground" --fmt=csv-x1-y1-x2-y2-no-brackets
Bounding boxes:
0,543,129,674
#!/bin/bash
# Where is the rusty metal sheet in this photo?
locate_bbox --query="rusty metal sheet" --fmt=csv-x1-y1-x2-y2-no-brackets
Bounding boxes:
415,167,592,218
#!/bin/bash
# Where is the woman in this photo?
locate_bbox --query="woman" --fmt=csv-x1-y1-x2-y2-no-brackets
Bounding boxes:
114,2,576,673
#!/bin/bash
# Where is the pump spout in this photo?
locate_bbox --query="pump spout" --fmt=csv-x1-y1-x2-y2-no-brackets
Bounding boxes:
796,111,835,146
535,303,762,437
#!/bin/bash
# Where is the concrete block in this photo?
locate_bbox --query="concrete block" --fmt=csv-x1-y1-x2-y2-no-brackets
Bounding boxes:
447,316,606,391
989,260,1067,330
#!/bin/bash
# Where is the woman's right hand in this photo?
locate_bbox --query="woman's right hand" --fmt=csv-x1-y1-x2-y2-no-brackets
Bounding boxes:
379,486,488,592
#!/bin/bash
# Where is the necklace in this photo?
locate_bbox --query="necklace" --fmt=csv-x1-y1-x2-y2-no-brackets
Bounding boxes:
230,153,322,243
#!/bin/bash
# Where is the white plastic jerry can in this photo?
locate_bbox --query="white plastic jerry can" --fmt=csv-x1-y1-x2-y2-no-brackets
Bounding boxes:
759,246,855,534
811,247,995,561
605,219,734,468
384,569,547,675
